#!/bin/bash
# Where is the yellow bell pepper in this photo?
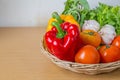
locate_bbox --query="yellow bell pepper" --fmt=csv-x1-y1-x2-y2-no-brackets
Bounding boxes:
46,14,80,32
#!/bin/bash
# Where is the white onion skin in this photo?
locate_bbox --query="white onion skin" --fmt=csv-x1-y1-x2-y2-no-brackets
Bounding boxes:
82,20,100,32
98,24,116,45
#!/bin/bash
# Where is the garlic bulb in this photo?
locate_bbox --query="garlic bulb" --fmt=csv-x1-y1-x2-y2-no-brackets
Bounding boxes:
98,24,116,45
82,20,100,32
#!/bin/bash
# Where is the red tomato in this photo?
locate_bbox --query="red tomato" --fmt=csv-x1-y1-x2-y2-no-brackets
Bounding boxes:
112,36,120,48
75,45,100,64
99,45,120,63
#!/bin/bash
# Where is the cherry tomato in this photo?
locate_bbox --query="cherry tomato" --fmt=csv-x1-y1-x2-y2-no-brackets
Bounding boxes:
80,30,101,47
75,45,100,64
99,45,120,63
112,36,120,48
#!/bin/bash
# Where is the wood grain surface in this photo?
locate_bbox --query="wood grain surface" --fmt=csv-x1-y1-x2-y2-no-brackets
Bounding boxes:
0,27,120,80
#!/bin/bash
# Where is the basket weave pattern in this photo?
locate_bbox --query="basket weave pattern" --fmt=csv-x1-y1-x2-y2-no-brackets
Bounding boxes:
40,40,120,75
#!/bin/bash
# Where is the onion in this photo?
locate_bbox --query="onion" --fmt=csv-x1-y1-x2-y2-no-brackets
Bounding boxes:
82,20,100,32
98,24,116,44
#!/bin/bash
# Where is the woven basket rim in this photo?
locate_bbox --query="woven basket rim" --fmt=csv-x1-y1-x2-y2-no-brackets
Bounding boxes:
40,38,120,75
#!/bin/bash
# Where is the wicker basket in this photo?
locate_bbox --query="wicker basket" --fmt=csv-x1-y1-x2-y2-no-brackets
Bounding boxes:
40,39,120,75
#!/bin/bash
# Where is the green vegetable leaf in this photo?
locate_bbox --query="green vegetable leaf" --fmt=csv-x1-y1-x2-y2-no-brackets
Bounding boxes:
62,0,120,35
78,0,90,10
62,0,90,27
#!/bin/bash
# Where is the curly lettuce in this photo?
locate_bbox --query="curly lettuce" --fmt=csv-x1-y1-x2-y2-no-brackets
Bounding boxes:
62,0,120,35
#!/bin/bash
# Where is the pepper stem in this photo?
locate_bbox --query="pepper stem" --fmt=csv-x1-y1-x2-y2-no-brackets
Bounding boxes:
52,21,65,38
52,12,63,24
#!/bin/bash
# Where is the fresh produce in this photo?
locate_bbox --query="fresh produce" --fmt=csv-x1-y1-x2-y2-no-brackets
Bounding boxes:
44,0,120,64
89,3,120,35
46,14,80,31
62,0,90,24
112,36,120,48
82,20,100,32
44,12,82,62
75,45,100,64
62,0,120,35
99,45,120,63
99,24,116,44
80,30,101,47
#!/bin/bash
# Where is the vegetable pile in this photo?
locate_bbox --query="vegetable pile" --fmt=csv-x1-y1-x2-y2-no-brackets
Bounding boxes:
44,0,120,64
62,0,120,35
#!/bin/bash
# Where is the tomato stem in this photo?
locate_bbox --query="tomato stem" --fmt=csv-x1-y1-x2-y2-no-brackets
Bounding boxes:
88,32,94,35
97,46,101,50
106,45,110,48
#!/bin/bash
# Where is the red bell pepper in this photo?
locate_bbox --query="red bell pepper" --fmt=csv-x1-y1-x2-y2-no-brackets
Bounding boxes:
44,12,82,62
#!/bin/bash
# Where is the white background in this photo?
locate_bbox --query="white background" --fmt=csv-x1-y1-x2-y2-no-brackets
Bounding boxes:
0,0,120,27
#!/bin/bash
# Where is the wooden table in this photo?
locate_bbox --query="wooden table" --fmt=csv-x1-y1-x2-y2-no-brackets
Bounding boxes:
0,27,120,80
